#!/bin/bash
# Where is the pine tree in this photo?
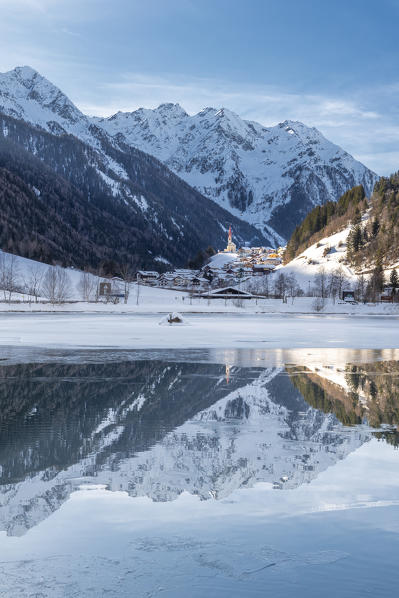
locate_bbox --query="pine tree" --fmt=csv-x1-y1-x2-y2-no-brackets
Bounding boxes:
368,253,385,301
390,268,399,294
371,217,380,238
352,207,361,225
352,225,363,252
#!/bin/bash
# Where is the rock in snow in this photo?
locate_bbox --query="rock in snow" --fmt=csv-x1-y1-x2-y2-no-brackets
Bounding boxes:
159,312,187,325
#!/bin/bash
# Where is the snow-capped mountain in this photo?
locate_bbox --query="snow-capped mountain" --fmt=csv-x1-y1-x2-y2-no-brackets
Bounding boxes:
0,66,84,130
0,66,378,249
0,65,105,152
95,104,379,244
0,67,266,269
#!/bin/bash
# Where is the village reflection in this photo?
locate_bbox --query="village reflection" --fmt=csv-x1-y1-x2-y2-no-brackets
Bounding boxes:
0,353,398,536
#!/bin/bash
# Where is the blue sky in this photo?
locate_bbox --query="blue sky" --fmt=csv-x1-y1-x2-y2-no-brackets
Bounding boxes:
1,0,399,174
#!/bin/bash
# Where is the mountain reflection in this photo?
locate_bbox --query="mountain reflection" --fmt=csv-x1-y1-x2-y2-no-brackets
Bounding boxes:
0,357,398,535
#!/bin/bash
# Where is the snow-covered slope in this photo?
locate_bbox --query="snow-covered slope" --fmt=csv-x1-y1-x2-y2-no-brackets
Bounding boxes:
274,208,396,292
95,104,379,243
276,223,357,289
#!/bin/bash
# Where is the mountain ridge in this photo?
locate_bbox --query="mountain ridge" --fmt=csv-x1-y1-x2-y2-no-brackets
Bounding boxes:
0,66,378,249
95,100,379,243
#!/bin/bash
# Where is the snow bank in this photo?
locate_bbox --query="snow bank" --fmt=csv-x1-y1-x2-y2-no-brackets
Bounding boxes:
208,252,238,268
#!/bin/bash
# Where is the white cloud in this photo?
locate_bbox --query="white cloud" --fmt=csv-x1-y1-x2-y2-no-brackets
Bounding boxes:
79,72,381,125
75,72,399,175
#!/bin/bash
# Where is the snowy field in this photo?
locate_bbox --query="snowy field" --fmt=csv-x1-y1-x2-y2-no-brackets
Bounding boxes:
1,283,399,315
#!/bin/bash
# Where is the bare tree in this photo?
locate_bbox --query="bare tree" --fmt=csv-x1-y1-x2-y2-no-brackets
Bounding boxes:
119,263,134,304
42,266,71,304
274,272,288,302
355,273,367,303
327,270,339,303
42,267,58,303
260,274,270,298
312,295,326,312
245,274,270,297
77,271,97,302
314,266,327,298
335,266,347,300
57,268,71,303
24,264,44,303
286,273,301,304
0,254,20,302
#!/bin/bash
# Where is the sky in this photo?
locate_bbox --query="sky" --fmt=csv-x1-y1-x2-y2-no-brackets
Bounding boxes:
1,0,399,174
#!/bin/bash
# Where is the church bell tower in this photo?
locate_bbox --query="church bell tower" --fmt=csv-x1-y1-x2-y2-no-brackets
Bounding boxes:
224,225,237,252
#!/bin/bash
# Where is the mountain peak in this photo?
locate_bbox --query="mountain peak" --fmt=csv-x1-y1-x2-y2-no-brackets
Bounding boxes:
0,65,85,127
12,65,40,81
155,102,187,117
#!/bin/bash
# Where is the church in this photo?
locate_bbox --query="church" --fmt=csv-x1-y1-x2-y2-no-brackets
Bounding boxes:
223,225,237,252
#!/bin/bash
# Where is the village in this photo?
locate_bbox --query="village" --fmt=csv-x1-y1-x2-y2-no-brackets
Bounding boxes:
136,227,284,298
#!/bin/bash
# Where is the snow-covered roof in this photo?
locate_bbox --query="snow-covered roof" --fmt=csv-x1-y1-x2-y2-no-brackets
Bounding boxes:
137,271,159,277
174,269,198,275
253,264,274,270
201,286,254,298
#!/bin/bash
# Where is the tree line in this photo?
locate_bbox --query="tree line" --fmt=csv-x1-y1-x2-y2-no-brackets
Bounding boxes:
244,263,398,308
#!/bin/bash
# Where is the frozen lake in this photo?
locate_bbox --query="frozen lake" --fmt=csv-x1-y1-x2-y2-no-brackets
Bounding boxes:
0,347,398,596
0,311,398,349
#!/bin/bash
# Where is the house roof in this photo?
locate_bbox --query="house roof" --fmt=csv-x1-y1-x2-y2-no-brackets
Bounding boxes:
174,269,199,276
137,270,159,277
201,286,254,298
253,264,274,270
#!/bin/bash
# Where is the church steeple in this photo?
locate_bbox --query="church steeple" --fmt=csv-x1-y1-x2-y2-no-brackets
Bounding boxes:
224,224,237,253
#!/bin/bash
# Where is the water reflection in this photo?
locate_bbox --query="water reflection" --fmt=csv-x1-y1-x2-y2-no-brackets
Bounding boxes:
0,351,397,538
